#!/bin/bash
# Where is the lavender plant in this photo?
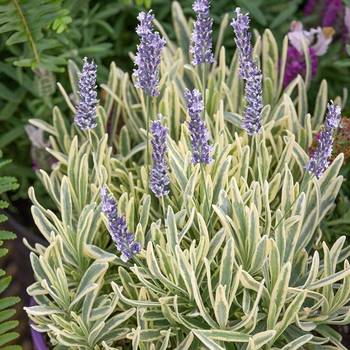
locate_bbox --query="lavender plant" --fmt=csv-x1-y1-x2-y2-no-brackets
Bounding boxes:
133,10,166,185
231,8,263,135
25,2,350,349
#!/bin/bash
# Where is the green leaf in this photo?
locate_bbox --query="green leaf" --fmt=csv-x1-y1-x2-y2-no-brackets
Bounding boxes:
171,2,191,63
280,335,313,349
214,285,229,328
267,263,291,329
193,329,250,342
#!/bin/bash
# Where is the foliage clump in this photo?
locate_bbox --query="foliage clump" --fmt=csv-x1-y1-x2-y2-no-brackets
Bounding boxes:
25,2,350,349
0,152,21,349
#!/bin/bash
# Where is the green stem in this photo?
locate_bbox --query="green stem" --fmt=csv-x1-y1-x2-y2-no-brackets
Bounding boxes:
146,95,150,192
12,0,40,66
87,129,98,183
87,129,93,149
133,255,146,270
160,196,166,219
200,64,210,219
254,133,261,179
201,64,207,115
108,103,120,147
200,164,210,218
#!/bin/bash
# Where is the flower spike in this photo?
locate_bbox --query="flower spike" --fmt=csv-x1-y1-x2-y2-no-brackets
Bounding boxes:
191,0,215,66
306,101,341,178
75,57,98,130
231,8,263,135
184,89,212,165
134,10,166,97
101,187,141,262
150,115,170,197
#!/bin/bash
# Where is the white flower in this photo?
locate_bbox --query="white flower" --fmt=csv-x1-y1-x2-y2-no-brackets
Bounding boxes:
288,20,334,56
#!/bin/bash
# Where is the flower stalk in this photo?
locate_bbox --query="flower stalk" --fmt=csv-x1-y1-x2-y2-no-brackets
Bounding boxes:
231,8,263,136
134,10,165,192
74,57,98,131
191,0,215,66
150,115,170,198
185,88,212,216
306,101,342,178
101,187,141,262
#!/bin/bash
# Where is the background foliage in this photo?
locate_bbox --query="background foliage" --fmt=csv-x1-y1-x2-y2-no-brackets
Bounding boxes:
0,0,348,348
0,152,20,349
24,2,350,347
0,0,349,202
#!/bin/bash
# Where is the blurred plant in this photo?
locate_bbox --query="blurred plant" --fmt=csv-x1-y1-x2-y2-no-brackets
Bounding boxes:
0,151,21,349
0,0,69,70
0,0,152,201
319,116,350,242
25,125,55,172
24,2,350,348
2,0,350,204
284,21,334,87
302,0,350,110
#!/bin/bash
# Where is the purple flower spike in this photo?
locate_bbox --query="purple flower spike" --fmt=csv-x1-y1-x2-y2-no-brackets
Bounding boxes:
303,0,317,16
75,57,98,130
191,0,215,66
134,10,166,97
243,66,264,135
231,8,253,80
324,102,342,129
184,89,212,165
284,22,333,87
306,102,341,178
150,116,170,197
284,46,318,87
101,187,141,262
323,0,342,27
231,8,263,135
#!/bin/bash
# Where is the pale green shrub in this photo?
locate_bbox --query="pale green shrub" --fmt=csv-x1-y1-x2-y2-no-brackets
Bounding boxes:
25,3,350,349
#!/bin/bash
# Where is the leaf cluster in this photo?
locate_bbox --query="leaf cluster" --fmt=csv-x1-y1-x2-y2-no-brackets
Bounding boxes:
0,152,21,349
25,3,350,349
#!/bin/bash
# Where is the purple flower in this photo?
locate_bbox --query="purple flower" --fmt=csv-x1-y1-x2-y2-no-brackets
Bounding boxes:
304,0,317,16
134,10,166,97
101,187,141,262
344,7,350,42
306,102,341,178
284,21,334,87
75,57,98,130
284,46,318,87
243,65,264,135
231,8,263,135
150,116,170,197
184,89,212,164
323,0,343,27
324,102,342,129
230,8,253,80
191,0,215,65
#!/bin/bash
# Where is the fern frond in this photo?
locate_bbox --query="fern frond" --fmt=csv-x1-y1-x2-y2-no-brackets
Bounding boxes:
0,0,69,71
0,177,18,194
0,152,20,348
